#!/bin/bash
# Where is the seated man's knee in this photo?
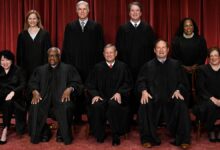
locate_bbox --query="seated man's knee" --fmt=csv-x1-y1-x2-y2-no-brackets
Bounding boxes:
108,100,120,108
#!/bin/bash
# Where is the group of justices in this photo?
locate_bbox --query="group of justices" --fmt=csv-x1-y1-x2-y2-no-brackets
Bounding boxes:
2,0,220,149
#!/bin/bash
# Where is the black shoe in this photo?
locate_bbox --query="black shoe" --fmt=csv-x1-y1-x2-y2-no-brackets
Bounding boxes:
41,134,51,142
170,140,180,146
0,140,7,144
112,135,120,146
209,131,216,142
56,128,64,143
56,136,64,143
96,137,104,143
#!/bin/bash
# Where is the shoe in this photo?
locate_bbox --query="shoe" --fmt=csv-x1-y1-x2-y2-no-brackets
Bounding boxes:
41,135,51,142
56,136,64,143
142,142,152,148
0,140,7,144
215,131,220,142
96,138,104,143
170,140,180,146
112,136,120,146
209,131,216,142
180,143,190,149
56,129,64,143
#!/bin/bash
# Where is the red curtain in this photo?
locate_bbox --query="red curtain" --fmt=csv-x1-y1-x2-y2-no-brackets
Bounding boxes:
0,0,220,55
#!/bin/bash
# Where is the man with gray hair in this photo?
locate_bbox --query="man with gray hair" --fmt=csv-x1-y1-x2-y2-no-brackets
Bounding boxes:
62,0,104,123
28,47,82,145
86,44,132,146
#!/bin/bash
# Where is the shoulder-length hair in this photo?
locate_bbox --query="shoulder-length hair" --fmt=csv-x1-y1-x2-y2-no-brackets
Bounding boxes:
24,10,43,30
175,17,199,37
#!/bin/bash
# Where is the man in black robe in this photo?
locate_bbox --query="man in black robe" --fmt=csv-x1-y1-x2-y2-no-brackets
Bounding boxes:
137,40,191,149
28,47,82,145
62,0,104,122
116,1,156,121
86,44,133,146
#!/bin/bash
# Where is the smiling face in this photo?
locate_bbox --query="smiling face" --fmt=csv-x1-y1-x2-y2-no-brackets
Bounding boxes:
27,13,39,28
1,56,12,70
76,2,89,20
48,49,60,67
154,40,169,59
103,46,117,63
183,19,194,36
209,50,220,66
129,4,142,22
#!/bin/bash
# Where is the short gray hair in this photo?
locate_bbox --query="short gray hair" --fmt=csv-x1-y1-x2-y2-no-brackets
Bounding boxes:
104,44,117,52
47,47,61,56
76,1,89,12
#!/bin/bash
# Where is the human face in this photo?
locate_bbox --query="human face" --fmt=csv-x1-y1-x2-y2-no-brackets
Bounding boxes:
1,56,12,70
48,50,60,67
103,47,117,63
76,3,89,20
209,50,220,66
28,13,39,28
129,5,142,22
183,19,194,35
154,41,169,59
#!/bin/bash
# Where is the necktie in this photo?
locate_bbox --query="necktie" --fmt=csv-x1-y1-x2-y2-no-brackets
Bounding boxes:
109,64,113,69
134,23,137,28
81,21,85,32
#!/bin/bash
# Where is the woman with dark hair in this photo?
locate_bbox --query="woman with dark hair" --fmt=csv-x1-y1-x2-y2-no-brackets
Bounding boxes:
193,47,220,142
0,50,26,144
171,17,207,107
16,9,51,79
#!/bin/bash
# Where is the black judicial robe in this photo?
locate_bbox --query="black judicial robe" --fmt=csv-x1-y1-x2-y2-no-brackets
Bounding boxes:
137,58,191,145
193,64,220,131
86,60,133,139
0,65,26,134
28,63,82,144
62,20,104,81
116,21,156,78
171,35,207,66
16,29,51,78
86,60,133,101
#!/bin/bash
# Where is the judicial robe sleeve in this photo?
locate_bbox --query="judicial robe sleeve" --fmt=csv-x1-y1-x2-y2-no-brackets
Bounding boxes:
196,67,212,100
136,63,149,94
196,37,207,65
16,33,24,67
85,68,100,98
116,65,133,95
42,31,51,64
28,68,41,93
62,24,71,63
13,67,26,95
67,66,83,96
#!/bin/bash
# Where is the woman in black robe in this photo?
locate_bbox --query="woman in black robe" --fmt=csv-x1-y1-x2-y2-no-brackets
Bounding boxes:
193,47,220,142
171,17,207,107
16,10,51,79
0,50,26,144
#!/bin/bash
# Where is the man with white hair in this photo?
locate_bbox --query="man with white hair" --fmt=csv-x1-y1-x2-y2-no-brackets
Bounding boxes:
28,47,82,145
62,0,104,123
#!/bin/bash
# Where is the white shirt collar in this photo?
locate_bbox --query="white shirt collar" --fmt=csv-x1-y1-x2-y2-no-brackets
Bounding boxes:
106,61,115,67
157,58,167,63
130,20,141,27
183,32,194,39
79,18,88,25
